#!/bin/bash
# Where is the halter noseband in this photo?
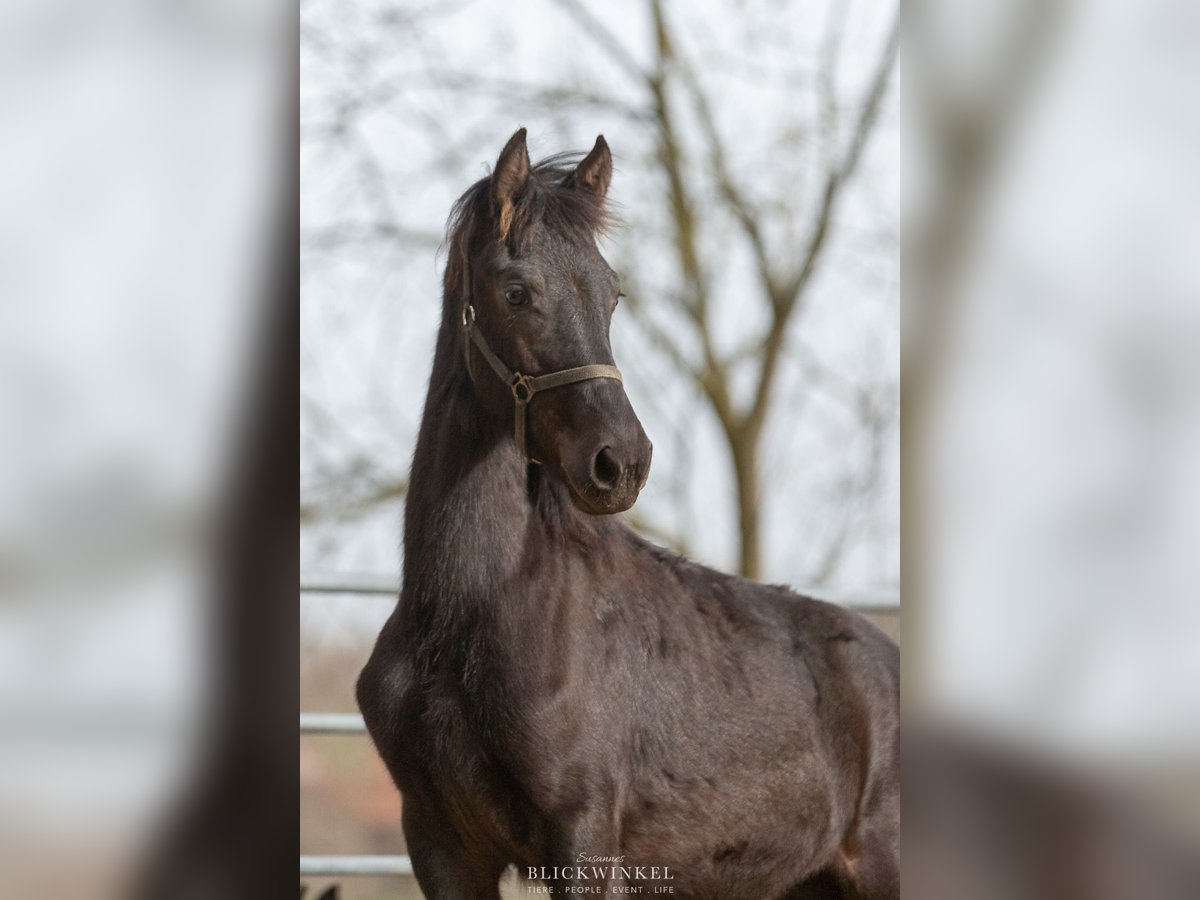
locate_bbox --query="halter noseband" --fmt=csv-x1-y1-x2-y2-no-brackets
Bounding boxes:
461,302,623,461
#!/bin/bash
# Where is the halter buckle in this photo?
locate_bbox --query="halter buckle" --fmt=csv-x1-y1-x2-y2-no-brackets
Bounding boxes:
510,373,534,404
461,304,476,328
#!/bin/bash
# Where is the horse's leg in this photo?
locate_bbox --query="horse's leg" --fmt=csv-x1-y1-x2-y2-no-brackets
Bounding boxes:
851,826,899,899
543,809,626,897
844,804,900,900
401,802,503,900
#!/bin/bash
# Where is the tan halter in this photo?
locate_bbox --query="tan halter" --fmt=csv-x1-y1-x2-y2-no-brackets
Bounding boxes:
461,303,622,461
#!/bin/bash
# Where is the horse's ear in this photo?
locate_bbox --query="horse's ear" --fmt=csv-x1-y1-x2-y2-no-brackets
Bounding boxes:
492,127,530,241
572,135,612,199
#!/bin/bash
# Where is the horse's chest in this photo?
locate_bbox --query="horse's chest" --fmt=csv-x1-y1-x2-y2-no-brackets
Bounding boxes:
370,636,513,757
362,600,602,853
393,668,548,848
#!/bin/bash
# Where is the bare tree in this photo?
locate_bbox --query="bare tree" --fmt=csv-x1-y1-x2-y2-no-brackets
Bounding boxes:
552,0,898,578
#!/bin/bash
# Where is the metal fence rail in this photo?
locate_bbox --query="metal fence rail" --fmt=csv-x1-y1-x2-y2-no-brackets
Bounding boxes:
300,712,367,734
301,855,414,877
301,570,399,595
300,571,899,879
301,573,406,878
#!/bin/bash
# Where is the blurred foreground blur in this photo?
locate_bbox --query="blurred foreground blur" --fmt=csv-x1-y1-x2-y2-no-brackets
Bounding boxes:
908,0,1200,896
0,0,289,897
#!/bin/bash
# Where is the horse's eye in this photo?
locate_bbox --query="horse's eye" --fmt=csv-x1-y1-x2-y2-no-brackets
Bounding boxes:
504,284,527,306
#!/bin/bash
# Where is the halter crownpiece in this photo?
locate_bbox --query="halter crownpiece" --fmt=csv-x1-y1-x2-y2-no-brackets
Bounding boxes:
461,303,623,461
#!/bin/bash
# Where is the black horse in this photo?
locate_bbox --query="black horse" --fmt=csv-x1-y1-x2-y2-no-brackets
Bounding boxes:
357,129,899,899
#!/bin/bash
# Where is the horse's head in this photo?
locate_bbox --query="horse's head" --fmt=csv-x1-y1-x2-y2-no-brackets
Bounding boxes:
449,128,652,515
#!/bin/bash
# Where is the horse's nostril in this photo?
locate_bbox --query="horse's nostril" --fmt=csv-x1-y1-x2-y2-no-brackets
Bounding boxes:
591,446,621,491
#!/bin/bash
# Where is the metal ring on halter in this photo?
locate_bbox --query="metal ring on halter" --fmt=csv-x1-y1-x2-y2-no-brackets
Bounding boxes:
510,373,534,405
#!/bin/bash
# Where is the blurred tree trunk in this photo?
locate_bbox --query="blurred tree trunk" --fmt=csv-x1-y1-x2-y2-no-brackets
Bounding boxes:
729,428,763,579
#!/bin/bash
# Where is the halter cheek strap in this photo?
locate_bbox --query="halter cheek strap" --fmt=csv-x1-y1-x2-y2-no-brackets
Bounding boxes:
461,303,623,461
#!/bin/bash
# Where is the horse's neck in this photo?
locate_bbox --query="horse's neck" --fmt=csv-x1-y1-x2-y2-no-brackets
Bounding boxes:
402,330,590,606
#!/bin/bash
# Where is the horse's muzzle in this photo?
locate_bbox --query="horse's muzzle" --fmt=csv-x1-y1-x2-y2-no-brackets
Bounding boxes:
580,432,652,514
546,380,652,515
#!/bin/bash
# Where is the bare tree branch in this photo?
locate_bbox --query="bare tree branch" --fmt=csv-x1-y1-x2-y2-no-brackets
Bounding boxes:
300,473,409,525
817,0,850,175
745,9,898,441
303,221,443,253
781,10,899,306
685,71,779,301
551,0,652,87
